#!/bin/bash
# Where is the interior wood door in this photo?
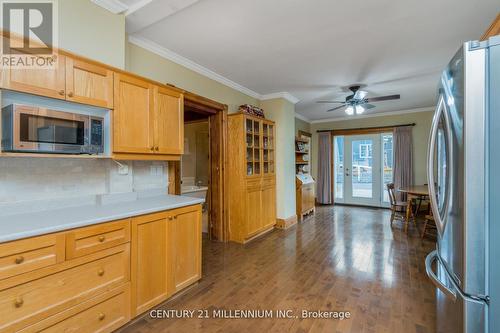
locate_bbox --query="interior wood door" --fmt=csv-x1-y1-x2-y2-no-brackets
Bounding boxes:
131,213,169,316
1,54,66,100
168,206,201,293
154,86,183,154
113,74,154,154
245,185,263,238
65,57,114,108
261,184,276,229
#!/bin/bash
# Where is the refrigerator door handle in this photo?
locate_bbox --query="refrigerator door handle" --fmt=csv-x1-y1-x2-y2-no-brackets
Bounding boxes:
427,95,449,236
425,250,457,301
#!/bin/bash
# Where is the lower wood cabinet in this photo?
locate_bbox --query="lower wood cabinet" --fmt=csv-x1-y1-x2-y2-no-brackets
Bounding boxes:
0,203,202,332
130,211,169,316
131,204,202,316
167,205,202,293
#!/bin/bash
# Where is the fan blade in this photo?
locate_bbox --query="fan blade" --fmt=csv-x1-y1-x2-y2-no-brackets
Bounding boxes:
316,100,345,104
353,90,368,100
327,105,346,112
366,94,400,102
364,103,376,109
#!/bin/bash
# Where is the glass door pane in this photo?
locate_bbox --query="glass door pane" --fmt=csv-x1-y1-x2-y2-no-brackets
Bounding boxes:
334,136,344,200
351,139,374,198
382,133,393,203
245,118,254,175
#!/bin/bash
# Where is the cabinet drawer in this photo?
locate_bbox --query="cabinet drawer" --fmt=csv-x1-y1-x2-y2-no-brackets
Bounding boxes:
66,219,130,259
0,234,65,280
0,244,129,332
25,285,130,333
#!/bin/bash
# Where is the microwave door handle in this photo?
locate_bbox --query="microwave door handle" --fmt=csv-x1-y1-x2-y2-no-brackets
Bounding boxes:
425,250,457,301
427,95,445,236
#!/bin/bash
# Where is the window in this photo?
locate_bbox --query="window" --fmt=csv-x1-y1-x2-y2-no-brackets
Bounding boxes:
359,143,372,159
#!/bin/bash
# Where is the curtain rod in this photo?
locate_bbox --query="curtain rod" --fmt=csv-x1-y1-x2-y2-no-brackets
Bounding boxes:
316,123,416,133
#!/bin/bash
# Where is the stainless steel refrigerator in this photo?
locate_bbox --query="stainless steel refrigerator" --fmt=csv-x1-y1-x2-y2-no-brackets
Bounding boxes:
425,36,500,333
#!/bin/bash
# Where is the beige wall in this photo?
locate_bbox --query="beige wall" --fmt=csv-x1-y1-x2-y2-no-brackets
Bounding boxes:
58,0,126,68
182,121,209,185
125,43,259,113
295,117,311,135
261,98,296,219
311,111,434,186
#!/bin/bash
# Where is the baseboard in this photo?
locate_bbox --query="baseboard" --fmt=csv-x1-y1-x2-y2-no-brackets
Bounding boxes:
275,215,298,230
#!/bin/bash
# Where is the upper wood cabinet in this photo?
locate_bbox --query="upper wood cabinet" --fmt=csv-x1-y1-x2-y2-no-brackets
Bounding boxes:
113,74,184,158
482,13,500,40
0,53,114,108
113,73,155,154
154,86,184,155
65,57,114,108
1,53,66,100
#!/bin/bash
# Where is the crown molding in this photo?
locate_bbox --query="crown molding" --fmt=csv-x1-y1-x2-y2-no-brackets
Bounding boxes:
128,35,302,104
128,35,262,99
261,92,300,104
310,106,435,124
91,0,128,14
294,112,310,122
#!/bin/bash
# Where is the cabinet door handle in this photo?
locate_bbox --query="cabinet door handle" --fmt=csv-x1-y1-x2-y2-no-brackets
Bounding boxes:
155,146,159,151
98,312,106,321
97,268,105,276
150,146,155,151
168,216,173,221
98,235,105,242
15,256,24,264
14,297,24,308
58,90,65,96
68,92,74,97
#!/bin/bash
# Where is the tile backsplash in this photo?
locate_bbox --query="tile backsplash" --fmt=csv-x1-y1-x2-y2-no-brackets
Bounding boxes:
0,158,168,203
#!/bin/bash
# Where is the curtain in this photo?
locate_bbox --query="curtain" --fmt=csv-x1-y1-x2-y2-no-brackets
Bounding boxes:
393,126,413,201
317,132,333,204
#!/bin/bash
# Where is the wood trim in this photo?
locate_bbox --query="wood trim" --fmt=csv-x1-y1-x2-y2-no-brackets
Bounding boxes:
275,215,298,230
183,91,226,111
481,13,500,40
168,161,181,195
112,153,180,161
318,123,415,136
298,130,312,138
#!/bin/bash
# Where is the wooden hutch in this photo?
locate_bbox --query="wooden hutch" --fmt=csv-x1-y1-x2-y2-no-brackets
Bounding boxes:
227,113,277,243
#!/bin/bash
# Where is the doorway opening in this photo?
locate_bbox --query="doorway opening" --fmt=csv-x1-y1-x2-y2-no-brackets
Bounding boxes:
334,132,393,208
168,92,228,241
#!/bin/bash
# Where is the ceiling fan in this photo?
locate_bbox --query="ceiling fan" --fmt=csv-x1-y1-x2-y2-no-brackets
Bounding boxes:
316,85,400,115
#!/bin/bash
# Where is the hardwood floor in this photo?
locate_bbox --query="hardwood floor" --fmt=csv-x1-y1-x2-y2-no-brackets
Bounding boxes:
119,205,437,333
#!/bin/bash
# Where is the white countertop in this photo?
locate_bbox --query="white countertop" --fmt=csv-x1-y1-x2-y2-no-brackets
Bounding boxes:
0,194,204,243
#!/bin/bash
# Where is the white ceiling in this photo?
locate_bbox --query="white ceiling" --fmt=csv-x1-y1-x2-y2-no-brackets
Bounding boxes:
100,0,499,121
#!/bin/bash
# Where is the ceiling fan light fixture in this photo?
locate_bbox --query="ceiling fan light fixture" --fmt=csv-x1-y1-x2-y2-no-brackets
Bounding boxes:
345,106,354,115
355,105,365,114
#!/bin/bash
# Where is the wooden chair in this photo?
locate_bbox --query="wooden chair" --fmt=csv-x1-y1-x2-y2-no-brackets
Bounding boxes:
387,183,410,230
421,213,437,239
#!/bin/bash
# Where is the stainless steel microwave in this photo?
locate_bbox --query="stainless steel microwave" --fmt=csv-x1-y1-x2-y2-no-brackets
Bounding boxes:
1,104,104,154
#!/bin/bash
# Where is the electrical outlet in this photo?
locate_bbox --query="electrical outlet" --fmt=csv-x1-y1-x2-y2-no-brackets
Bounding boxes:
118,164,129,175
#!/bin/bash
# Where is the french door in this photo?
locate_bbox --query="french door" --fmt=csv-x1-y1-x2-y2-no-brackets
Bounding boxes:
334,133,393,207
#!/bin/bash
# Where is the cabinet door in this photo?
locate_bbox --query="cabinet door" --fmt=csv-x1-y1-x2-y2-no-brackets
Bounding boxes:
131,213,169,316
1,53,66,100
245,186,263,238
65,57,113,108
261,185,276,229
168,205,201,293
113,73,155,154
303,184,315,212
154,86,184,154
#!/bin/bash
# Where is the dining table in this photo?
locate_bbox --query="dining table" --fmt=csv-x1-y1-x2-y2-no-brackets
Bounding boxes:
397,185,430,232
